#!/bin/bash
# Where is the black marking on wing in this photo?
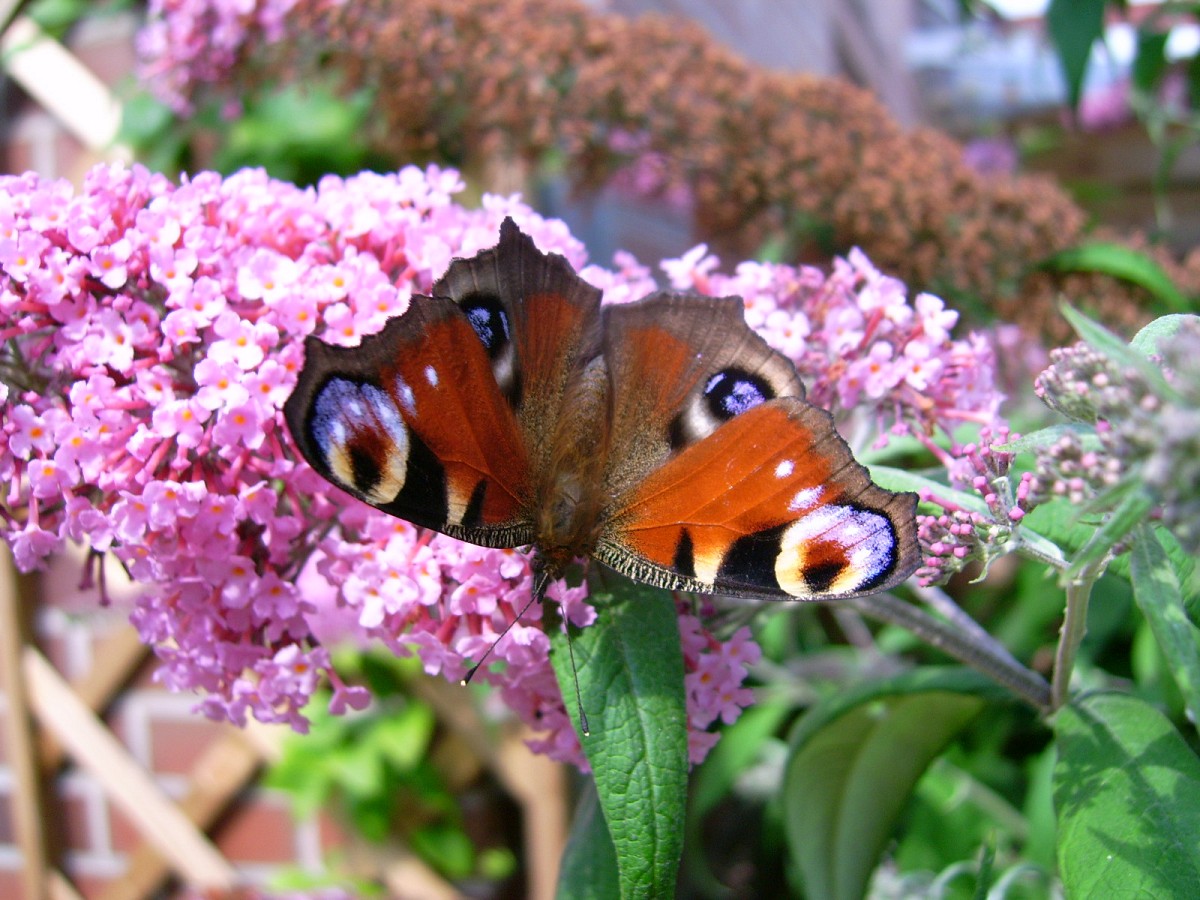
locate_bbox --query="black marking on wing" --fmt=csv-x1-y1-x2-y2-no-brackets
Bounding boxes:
672,528,696,578
379,431,448,526
717,524,787,592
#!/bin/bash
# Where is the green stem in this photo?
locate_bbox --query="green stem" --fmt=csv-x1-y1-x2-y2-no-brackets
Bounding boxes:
1051,559,1104,710
848,593,1052,712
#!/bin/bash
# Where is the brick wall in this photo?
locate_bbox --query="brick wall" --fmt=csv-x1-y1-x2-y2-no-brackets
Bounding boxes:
0,13,355,896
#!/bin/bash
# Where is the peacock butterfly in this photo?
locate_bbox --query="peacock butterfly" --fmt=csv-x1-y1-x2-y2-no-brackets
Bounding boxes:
284,218,919,610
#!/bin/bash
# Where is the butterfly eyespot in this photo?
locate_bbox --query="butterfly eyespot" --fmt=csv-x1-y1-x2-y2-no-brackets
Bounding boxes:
311,378,410,503
775,504,899,597
704,367,774,419
459,291,519,401
460,292,511,356
671,365,782,448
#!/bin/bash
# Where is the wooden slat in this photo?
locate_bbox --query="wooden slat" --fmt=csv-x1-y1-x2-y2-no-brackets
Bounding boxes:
0,546,52,900
498,732,567,900
98,723,282,900
22,648,238,890
48,869,85,900
39,627,150,771
0,15,129,154
412,674,566,899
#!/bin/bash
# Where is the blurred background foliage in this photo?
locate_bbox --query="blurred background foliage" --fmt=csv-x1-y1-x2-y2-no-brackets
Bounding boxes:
9,0,1200,896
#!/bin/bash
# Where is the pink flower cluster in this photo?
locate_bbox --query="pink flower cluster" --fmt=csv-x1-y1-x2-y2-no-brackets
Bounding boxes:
914,425,1036,586
138,0,339,112
0,161,768,767
655,244,1001,444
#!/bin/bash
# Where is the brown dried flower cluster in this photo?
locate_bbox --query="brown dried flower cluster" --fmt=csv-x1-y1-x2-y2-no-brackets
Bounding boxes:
180,0,1200,339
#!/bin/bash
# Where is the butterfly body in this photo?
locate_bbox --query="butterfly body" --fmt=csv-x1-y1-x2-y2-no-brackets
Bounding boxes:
285,219,920,601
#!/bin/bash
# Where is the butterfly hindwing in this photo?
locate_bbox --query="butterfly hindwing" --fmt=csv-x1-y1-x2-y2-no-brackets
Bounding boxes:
283,294,535,547
599,399,918,599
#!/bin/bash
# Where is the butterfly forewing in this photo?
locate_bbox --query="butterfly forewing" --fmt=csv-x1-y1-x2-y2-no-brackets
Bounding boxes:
433,218,603,476
284,295,536,546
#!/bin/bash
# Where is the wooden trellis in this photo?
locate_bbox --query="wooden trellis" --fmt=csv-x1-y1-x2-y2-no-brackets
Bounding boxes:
0,9,567,898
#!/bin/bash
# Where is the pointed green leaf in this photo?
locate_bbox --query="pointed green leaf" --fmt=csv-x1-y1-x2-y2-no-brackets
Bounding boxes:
1060,303,1176,396
869,465,987,514
550,580,688,899
1132,30,1171,94
1046,0,1106,111
1131,525,1200,726
873,464,1066,570
1131,313,1200,357
557,783,620,900
996,422,1098,455
783,669,999,900
685,699,792,894
1053,693,1200,895
1066,487,1155,580
691,699,791,821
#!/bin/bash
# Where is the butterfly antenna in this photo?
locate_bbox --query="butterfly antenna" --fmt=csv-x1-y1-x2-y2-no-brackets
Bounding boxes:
461,587,540,686
531,566,591,736
463,565,590,736
564,616,590,737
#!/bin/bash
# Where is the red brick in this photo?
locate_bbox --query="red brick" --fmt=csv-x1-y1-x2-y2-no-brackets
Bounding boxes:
212,796,298,864
107,797,143,856
148,715,228,777
69,870,120,900
58,788,96,853
318,807,352,850
0,793,13,845
0,870,28,899
70,14,138,88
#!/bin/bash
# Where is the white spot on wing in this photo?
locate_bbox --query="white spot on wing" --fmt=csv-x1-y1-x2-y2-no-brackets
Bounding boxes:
775,459,795,479
788,486,823,511
424,365,439,387
394,375,416,415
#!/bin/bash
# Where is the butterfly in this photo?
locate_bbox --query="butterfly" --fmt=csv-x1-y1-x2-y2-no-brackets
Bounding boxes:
284,218,919,610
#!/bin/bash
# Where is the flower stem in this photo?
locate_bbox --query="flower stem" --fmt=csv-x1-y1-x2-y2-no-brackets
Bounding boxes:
1050,558,1104,710
848,592,1052,712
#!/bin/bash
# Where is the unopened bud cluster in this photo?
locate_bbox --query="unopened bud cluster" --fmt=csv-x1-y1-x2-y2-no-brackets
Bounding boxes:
1031,319,1200,554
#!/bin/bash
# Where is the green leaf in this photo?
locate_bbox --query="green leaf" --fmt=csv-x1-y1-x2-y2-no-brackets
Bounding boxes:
1046,0,1107,111
1131,30,1171,94
869,465,987,514
1066,487,1156,580
1045,244,1191,313
685,699,792,894
782,668,998,900
557,783,621,900
873,464,1067,570
376,702,436,771
410,822,475,880
1189,48,1200,111
1130,313,1200,357
550,579,688,899
691,699,791,821
1131,525,1200,727
996,422,1098,455
1053,693,1200,894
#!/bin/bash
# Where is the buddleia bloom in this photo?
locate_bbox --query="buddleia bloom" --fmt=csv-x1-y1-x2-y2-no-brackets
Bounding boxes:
0,162,764,766
1030,317,1200,555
